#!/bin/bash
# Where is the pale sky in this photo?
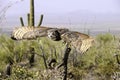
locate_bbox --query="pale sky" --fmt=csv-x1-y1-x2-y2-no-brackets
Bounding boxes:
0,0,120,29
6,0,120,14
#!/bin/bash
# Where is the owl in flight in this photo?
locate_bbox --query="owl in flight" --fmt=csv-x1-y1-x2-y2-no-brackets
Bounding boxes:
11,26,94,54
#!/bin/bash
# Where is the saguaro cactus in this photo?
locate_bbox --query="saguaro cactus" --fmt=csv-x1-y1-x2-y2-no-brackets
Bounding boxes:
20,17,24,26
37,14,44,27
30,0,34,26
27,13,30,26
19,0,44,27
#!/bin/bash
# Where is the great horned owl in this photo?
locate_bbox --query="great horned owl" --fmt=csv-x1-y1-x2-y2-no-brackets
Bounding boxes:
48,29,94,53
11,26,94,53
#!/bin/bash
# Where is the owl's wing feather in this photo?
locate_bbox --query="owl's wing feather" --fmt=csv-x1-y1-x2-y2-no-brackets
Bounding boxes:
61,31,94,54
11,26,53,40
11,26,69,40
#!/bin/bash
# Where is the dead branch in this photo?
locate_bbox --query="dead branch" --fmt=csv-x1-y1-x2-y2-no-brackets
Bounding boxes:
56,44,71,80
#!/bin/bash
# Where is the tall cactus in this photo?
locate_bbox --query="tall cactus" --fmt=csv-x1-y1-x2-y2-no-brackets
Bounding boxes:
37,14,43,27
19,0,43,27
30,0,35,27
20,17,24,26
27,13,30,26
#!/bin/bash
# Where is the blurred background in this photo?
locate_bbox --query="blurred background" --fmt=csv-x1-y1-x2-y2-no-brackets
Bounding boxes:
0,0,120,36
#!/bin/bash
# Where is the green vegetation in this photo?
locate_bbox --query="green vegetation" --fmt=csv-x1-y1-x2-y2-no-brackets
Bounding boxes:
0,33,120,80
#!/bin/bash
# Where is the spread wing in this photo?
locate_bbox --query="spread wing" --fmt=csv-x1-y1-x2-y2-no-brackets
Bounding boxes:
11,26,69,40
61,31,94,54
11,26,51,40
11,26,94,53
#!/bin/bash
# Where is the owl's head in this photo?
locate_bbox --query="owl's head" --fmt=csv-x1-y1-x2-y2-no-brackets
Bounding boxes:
47,28,69,41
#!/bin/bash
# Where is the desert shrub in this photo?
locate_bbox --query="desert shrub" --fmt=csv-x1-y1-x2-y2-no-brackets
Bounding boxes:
0,34,120,80
72,33,120,79
96,33,114,45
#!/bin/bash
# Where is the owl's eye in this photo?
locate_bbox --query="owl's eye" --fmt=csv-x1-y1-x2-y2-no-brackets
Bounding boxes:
47,30,61,41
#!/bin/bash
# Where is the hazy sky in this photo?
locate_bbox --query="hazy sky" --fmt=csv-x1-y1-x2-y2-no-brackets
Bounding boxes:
0,0,120,29
5,0,120,14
